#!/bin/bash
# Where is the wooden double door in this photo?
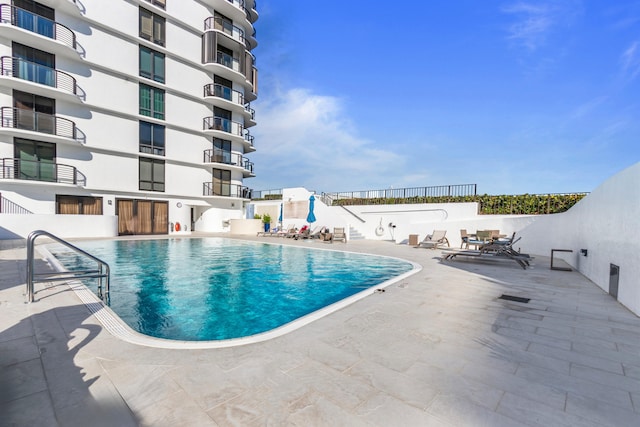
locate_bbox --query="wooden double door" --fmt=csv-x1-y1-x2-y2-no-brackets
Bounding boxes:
117,199,168,235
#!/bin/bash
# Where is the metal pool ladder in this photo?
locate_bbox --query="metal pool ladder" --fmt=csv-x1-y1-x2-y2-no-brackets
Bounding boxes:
26,230,110,304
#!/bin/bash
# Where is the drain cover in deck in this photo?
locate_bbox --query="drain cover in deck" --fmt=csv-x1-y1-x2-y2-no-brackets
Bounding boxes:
498,294,530,303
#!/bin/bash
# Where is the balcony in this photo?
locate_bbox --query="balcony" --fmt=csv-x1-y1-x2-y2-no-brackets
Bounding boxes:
244,130,255,150
203,116,243,137
203,83,255,123
0,56,81,102
0,107,78,143
0,4,79,57
215,51,241,73
203,149,254,176
203,181,252,199
244,0,259,25
203,83,244,105
204,16,245,47
1,158,85,185
201,0,246,24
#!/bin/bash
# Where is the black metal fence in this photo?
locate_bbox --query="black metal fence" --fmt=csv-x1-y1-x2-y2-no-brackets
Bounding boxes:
322,184,478,206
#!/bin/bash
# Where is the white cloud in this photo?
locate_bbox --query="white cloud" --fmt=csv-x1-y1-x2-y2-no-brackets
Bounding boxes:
621,41,640,82
502,2,554,51
501,1,582,52
251,88,414,192
569,96,608,120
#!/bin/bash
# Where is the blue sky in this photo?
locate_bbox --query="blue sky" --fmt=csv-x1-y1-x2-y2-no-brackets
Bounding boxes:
249,1,640,195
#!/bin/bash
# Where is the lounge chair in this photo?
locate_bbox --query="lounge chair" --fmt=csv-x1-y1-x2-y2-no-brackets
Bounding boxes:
442,232,533,269
294,225,321,240
268,225,292,237
331,227,347,243
309,226,326,239
285,226,302,238
416,230,450,249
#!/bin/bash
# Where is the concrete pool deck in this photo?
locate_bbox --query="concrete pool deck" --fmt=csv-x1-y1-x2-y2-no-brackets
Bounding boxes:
1,234,640,426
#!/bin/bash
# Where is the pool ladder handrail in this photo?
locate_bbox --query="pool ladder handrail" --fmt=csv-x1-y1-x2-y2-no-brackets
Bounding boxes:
26,230,110,304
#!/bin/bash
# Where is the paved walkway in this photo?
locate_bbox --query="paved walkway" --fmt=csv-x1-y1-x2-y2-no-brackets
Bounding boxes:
1,235,640,426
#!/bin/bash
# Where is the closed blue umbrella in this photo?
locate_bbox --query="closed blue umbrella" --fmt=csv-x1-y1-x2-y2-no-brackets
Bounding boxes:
306,195,316,223
278,203,283,225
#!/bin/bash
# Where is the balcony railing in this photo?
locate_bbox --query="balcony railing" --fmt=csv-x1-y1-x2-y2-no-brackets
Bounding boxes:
203,116,244,136
204,16,245,46
203,83,244,105
0,4,77,50
215,51,241,72
0,107,77,139
1,158,85,185
242,157,254,173
203,181,251,198
244,104,255,120
0,192,33,214
0,56,78,95
203,149,254,173
244,131,254,147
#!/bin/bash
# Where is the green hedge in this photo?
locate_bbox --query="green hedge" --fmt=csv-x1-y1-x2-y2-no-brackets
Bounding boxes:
332,193,587,215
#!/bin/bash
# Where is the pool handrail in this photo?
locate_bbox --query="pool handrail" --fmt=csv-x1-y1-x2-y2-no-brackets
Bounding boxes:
26,230,110,304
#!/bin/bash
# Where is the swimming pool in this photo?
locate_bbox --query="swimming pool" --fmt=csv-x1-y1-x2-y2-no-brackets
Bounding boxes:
47,238,418,343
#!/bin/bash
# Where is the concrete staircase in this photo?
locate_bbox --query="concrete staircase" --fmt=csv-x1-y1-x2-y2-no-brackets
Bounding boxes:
348,226,365,240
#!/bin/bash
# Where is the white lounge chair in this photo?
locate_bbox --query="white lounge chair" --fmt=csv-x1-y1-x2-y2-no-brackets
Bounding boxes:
416,230,450,249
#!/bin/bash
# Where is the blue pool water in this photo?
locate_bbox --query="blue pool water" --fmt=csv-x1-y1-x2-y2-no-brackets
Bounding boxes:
48,238,414,341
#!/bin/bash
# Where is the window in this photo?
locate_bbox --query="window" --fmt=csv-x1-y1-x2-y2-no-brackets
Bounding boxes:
13,138,56,182
56,195,103,215
12,0,55,38
139,83,164,119
139,46,165,83
212,168,231,196
213,75,233,101
139,7,165,46
217,44,234,68
214,12,234,36
139,121,165,155
213,138,231,164
13,90,55,134
12,43,55,86
139,157,165,192
213,106,232,132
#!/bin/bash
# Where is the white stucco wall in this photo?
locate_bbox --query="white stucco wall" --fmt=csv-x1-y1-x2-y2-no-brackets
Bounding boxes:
516,162,640,315
0,214,117,239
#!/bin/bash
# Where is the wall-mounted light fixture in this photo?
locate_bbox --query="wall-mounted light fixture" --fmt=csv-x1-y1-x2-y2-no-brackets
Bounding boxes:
107,200,112,205
176,202,182,208
580,249,588,256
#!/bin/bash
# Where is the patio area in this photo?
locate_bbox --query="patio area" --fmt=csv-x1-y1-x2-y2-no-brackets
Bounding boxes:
1,235,640,426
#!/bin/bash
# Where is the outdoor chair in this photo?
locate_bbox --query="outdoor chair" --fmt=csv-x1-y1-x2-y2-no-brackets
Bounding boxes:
332,227,347,243
294,225,320,240
416,230,450,249
460,229,474,249
465,230,492,249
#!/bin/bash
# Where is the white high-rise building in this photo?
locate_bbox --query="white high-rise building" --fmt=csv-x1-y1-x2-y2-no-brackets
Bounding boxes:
0,0,258,236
